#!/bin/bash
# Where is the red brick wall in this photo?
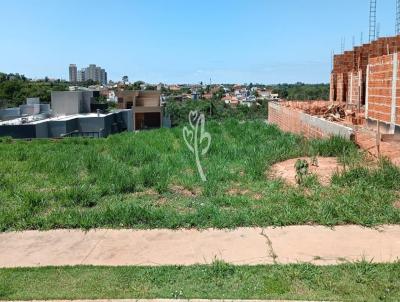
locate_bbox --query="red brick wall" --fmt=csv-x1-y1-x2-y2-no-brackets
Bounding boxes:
268,102,329,139
336,73,348,103
367,53,399,125
331,35,400,106
347,70,362,108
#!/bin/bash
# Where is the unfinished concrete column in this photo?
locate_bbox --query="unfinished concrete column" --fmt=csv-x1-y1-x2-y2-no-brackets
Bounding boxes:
390,53,398,133
365,65,370,119
329,73,336,102
358,69,362,110
349,72,353,105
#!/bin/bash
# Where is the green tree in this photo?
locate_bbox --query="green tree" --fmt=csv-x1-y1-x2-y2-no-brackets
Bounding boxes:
0,73,68,107
133,81,145,90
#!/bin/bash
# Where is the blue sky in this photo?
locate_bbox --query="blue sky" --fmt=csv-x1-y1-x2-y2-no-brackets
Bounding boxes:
0,0,398,84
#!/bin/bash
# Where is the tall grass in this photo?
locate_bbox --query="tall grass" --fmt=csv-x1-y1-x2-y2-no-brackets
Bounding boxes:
0,119,399,231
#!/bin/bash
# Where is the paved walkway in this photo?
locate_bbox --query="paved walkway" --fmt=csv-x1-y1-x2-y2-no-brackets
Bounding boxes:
0,226,399,268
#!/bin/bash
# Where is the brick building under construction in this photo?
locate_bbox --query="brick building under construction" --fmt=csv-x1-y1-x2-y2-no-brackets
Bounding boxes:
268,0,400,165
268,35,400,165
330,35,400,134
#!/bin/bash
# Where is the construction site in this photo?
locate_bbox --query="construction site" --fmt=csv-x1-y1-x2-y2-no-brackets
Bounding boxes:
269,0,400,166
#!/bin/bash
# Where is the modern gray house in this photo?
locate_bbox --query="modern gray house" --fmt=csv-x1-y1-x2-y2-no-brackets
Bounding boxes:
0,111,133,139
51,90,98,115
0,97,51,121
0,92,133,139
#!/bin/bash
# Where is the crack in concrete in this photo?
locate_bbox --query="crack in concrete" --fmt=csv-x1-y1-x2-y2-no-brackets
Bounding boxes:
80,229,109,265
260,228,278,264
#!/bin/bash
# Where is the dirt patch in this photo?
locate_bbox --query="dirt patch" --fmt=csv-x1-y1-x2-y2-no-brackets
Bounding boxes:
253,193,263,200
394,201,400,209
227,186,264,200
154,197,168,207
170,185,201,197
269,157,343,186
131,189,160,198
227,188,251,196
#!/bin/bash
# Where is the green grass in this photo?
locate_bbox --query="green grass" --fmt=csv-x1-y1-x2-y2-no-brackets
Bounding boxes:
0,263,399,301
0,119,399,231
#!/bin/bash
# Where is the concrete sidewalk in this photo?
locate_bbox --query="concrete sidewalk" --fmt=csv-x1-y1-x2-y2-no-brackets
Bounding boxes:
0,226,399,268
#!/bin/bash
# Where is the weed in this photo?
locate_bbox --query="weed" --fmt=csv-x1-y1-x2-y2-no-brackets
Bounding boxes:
295,159,309,185
310,155,319,167
211,259,236,278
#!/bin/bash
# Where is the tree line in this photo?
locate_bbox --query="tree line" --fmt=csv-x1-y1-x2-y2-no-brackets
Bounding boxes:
267,82,329,100
0,72,68,108
165,99,269,126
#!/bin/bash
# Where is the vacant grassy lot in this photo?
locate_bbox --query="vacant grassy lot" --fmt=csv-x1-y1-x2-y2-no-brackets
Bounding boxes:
0,119,399,231
0,262,399,301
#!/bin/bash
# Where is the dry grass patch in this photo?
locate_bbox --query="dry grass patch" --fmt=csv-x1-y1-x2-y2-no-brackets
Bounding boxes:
226,184,264,200
154,197,168,207
227,187,251,196
170,185,201,197
131,189,160,198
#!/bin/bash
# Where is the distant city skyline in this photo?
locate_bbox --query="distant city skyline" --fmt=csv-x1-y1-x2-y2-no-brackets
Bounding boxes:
0,0,399,84
69,64,107,85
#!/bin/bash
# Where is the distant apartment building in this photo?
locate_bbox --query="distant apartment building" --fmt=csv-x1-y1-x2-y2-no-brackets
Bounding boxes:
69,64,108,85
69,64,78,83
100,68,107,85
77,70,85,82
